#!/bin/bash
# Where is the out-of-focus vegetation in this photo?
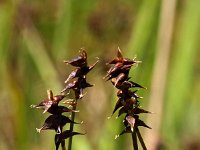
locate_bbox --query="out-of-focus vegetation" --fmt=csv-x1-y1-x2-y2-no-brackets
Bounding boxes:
0,0,200,150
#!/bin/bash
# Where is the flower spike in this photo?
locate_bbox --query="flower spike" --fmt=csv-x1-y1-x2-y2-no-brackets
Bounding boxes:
32,49,97,150
105,48,151,149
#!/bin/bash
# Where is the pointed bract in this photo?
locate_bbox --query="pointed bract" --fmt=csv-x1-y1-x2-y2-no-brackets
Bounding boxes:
118,107,127,117
107,48,139,65
119,126,133,136
112,98,124,116
55,130,85,150
130,107,152,115
61,77,93,94
47,105,79,115
31,91,65,113
36,115,80,134
105,63,132,81
64,50,87,67
64,58,99,83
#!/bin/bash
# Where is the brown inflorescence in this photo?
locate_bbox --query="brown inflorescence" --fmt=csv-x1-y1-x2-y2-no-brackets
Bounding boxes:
105,48,151,147
31,89,82,150
31,49,98,150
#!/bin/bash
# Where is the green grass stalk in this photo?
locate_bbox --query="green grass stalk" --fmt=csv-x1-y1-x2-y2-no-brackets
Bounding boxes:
68,98,77,150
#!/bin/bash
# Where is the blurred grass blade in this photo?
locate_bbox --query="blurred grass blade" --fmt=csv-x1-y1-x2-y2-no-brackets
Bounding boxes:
0,3,29,150
22,27,62,91
0,3,13,70
126,0,160,56
52,0,71,60
144,0,177,149
126,0,160,85
163,0,200,148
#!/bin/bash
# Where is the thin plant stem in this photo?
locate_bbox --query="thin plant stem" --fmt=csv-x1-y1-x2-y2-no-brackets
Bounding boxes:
68,97,77,150
61,140,66,150
132,130,138,150
136,128,147,150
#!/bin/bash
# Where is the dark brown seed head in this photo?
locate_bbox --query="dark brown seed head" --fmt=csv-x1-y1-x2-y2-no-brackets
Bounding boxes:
62,77,93,94
64,49,87,67
64,57,99,83
31,90,66,113
36,115,80,134
61,79,78,93
47,105,79,115
111,75,129,89
105,64,132,81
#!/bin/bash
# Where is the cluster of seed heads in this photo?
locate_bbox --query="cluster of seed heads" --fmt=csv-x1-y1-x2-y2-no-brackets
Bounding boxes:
31,49,98,150
104,48,152,140
31,48,151,149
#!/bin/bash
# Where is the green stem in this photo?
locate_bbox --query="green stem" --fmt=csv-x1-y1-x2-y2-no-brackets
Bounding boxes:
136,128,147,150
68,98,77,150
132,130,138,150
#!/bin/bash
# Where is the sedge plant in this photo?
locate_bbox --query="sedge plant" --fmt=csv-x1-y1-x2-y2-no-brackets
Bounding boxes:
31,49,98,150
105,48,152,150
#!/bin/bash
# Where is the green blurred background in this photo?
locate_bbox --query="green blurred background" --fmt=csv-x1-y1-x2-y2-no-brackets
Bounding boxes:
0,0,200,149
